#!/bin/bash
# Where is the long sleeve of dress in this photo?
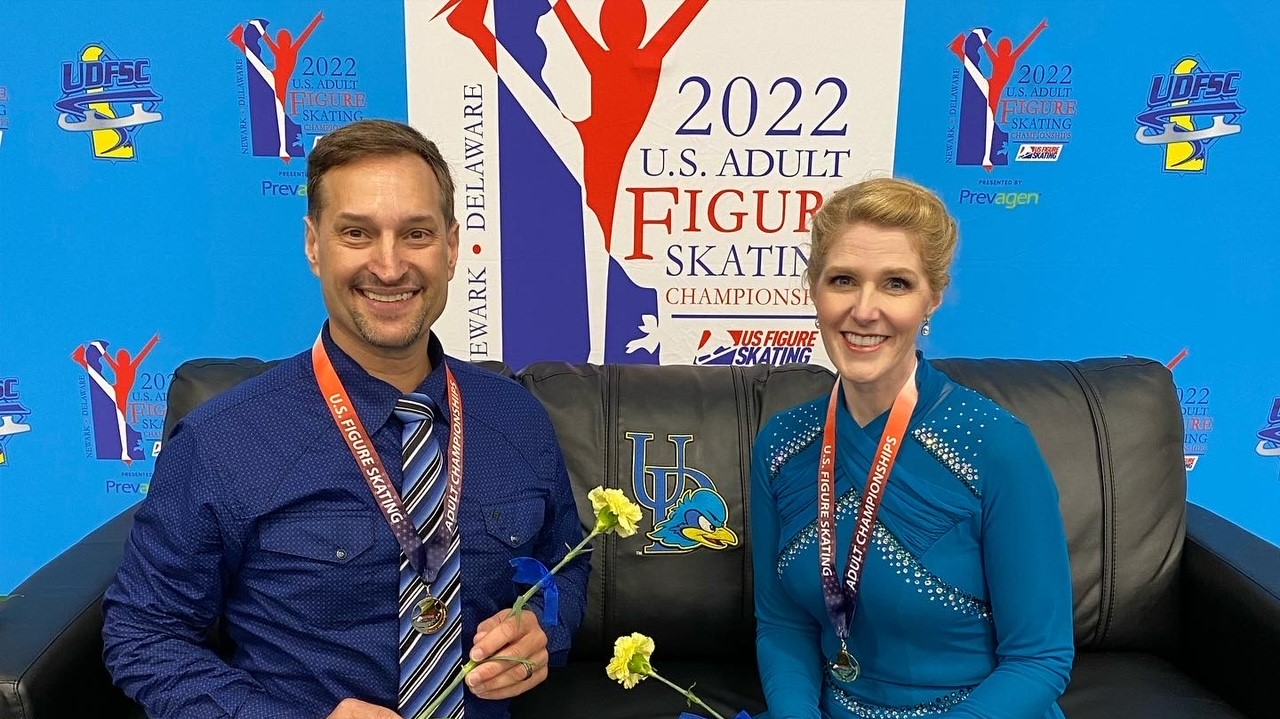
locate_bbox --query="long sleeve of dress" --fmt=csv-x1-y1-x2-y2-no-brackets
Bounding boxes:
946,420,1074,718
103,425,312,719
751,430,825,719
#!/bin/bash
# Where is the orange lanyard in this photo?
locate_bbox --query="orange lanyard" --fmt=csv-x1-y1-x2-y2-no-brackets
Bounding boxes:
817,363,918,642
312,336,464,583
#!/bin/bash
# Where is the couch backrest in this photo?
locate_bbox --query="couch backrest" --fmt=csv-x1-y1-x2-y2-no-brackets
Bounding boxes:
158,355,1186,660
514,362,833,661
933,358,1185,654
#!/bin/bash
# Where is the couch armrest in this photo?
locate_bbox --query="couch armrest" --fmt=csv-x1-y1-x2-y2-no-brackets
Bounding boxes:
1179,503,1280,719
0,507,139,719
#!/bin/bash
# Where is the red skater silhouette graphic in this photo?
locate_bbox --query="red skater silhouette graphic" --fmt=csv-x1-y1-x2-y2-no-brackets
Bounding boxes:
951,19,1048,118
264,12,324,111
100,333,160,418
440,0,709,254
553,0,708,254
229,11,324,112
436,0,497,68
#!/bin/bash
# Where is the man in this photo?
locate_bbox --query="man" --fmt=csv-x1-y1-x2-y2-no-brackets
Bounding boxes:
103,119,590,719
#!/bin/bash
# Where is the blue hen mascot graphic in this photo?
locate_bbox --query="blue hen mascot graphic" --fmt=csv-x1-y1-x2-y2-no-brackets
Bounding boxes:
648,488,739,551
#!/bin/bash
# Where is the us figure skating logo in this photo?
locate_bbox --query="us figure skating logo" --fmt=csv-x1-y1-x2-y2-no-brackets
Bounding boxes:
0,378,32,467
57,44,163,160
1136,57,1243,173
229,12,324,161
694,328,816,366
71,335,161,464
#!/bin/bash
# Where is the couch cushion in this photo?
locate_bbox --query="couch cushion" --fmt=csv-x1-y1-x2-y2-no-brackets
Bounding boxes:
517,362,832,662
935,358,1185,654
1060,652,1245,719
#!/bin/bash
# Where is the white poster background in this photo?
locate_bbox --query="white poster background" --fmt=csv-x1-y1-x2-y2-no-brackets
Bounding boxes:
408,0,907,367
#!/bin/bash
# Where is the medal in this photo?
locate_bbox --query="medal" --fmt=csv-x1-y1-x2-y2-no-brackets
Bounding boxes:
829,643,861,682
412,594,447,634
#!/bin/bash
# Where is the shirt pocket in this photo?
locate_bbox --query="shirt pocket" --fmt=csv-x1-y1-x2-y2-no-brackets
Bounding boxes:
479,497,546,554
255,511,379,629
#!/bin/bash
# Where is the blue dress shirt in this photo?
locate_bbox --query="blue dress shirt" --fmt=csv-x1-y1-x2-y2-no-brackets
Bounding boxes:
103,327,590,719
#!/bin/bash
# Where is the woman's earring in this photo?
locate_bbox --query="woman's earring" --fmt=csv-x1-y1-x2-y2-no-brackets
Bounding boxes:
920,317,932,336
814,317,820,329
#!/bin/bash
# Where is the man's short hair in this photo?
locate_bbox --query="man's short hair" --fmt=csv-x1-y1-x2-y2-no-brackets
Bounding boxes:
306,119,457,227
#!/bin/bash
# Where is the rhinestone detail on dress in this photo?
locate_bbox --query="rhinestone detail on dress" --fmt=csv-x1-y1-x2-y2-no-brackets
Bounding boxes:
828,682,973,718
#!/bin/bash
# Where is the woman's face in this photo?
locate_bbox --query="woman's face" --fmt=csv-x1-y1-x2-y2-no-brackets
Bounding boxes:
811,223,940,407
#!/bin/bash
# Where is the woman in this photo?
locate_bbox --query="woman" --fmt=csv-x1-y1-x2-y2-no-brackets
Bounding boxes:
751,178,1073,718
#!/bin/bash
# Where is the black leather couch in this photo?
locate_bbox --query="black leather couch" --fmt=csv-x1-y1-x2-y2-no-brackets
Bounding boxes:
2,357,1278,719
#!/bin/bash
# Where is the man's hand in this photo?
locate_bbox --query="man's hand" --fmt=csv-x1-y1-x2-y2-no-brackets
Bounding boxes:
465,609,550,699
324,698,400,719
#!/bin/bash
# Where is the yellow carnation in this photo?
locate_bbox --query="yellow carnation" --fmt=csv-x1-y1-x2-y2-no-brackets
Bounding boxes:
588,487,643,538
605,632,655,689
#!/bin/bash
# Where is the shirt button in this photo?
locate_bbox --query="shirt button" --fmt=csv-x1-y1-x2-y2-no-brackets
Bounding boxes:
509,535,520,544
335,549,348,560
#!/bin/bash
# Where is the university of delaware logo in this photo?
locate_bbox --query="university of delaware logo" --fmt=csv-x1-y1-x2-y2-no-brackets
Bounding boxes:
0,377,32,467
57,44,163,160
1136,57,1243,173
626,431,738,554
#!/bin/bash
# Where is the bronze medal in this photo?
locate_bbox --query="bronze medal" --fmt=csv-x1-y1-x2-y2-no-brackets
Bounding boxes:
412,594,447,634
829,645,861,683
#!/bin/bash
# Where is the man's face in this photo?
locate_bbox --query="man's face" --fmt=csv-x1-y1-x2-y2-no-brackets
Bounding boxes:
305,152,458,365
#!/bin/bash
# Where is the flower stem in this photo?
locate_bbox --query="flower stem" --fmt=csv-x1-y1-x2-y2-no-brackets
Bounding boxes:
413,659,476,719
648,670,727,719
510,528,600,615
412,656,537,719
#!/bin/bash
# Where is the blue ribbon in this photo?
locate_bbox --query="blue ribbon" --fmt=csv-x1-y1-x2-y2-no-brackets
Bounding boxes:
677,712,752,719
509,557,559,627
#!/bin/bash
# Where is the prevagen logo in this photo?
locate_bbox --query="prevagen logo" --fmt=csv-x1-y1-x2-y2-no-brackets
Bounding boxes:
57,44,163,160
71,335,163,464
694,328,817,366
0,377,32,467
1136,57,1243,173
957,188,1040,210
1016,143,1061,161
1256,397,1280,459
626,431,738,555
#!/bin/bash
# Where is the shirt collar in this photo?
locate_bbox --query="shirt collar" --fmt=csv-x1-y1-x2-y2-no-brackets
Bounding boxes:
320,322,451,432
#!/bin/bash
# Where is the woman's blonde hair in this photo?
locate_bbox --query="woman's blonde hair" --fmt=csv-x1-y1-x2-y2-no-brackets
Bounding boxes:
807,177,959,298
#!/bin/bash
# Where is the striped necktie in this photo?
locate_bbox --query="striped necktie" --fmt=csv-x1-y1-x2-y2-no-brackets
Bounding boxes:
395,393,464,719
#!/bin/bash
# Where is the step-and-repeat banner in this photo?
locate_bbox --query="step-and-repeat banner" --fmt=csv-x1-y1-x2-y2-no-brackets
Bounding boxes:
2,0,1276,591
